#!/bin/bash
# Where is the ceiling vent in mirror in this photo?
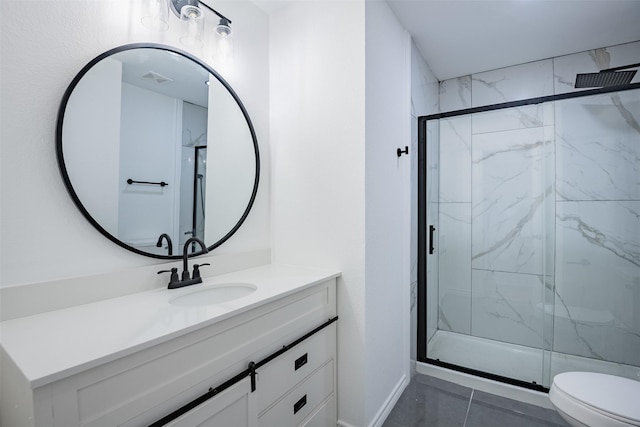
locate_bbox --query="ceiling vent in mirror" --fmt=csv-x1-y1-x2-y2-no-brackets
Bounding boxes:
140,71,174,85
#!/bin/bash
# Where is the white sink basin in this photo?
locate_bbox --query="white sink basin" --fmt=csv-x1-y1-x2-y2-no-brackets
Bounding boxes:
169,283,257,306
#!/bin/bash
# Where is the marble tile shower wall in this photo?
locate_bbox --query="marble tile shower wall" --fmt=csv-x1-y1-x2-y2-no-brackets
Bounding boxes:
435,41,640,367
553,88,640,367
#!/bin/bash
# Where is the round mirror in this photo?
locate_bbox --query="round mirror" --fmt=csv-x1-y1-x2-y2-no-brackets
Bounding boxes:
56,44,259,259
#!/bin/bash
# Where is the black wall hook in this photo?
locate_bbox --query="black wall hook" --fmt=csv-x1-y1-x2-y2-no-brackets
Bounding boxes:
397,146,409,157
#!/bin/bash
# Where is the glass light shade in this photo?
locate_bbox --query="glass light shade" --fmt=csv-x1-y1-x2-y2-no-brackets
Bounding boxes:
216,18,231,37
179,5,204,47
211,30,233,73
141,0,169,31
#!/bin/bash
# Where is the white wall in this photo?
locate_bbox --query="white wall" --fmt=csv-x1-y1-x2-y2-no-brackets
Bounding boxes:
0,0,270,288
2,0,419,423
206,78,257,245
63,57,122,235
119,82,179,247
364,1,412,424
270,1,412,425
269,2,367,425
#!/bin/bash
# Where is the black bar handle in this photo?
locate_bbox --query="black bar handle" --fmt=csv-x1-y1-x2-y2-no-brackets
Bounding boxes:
429,225,436,255
294,353,308,371
127,178,168,187
248,361,257,392
397,146,409,157
294,394,307,414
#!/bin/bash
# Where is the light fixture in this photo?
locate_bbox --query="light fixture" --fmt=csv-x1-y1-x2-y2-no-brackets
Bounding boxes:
141,0,170,31
216,17,231,37
211,25,233,71
170,0,232,39
179,4,205,47
169,0,198,17
143,0,233,46
209,12,233,70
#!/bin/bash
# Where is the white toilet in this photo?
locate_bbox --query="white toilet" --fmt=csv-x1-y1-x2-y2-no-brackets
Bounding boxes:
549,372,640,427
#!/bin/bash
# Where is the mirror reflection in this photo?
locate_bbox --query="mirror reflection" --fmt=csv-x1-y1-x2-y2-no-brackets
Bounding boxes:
58,44,259,258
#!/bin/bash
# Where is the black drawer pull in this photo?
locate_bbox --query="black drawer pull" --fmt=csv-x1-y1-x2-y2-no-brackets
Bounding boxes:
294,394,307,414
295,353,308,370
429,225,436,255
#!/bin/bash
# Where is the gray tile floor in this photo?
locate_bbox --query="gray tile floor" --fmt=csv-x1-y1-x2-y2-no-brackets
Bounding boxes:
383,374,570,427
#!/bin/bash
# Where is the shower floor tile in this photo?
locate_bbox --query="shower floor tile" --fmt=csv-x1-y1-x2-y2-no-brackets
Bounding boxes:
383,375,569,427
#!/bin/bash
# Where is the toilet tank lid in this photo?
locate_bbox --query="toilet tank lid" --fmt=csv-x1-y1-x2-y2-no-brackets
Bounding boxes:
553,372,640,422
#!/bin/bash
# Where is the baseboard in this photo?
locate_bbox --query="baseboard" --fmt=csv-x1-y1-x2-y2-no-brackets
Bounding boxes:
369,373,409,427
336,373,410,427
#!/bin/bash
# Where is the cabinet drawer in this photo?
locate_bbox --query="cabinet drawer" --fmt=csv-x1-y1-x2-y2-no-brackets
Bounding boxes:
257,323,335,414
299,394,336,427
258,360,334,427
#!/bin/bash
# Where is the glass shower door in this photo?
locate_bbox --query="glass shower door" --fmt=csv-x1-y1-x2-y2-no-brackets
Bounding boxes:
549,89,640,380
422,87,640,389
424,104,555,389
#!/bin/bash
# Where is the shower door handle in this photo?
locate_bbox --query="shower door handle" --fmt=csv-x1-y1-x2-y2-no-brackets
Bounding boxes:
429,225,436,255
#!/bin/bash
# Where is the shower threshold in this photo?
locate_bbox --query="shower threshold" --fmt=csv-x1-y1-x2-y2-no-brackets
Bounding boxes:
423,330,639,395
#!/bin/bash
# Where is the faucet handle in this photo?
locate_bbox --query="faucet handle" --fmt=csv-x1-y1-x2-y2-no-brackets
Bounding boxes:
157,268,179,286
192,263,210,280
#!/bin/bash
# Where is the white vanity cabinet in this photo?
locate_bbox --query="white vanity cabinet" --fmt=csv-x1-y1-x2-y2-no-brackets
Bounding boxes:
159,323,337,427
0,271,337,427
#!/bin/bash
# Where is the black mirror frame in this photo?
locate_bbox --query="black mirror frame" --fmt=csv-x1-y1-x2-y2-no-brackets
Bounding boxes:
56,43,260,259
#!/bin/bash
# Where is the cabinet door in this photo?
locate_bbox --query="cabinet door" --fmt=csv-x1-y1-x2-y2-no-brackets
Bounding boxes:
165,378,256,427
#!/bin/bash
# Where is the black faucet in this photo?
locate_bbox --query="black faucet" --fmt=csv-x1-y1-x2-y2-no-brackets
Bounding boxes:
157,237,210,289
156,233,173,256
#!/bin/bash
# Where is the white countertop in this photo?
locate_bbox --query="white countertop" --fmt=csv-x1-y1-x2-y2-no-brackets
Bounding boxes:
0,264,340,389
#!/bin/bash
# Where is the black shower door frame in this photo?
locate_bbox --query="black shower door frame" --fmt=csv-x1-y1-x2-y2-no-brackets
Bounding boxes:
416,82,640,391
